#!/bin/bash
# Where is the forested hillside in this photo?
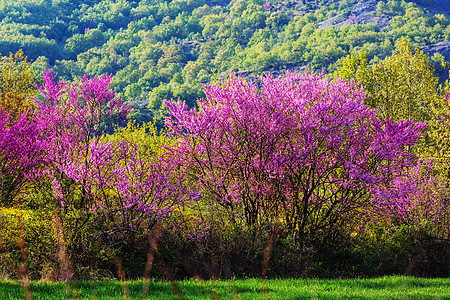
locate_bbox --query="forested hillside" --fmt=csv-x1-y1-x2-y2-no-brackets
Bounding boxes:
0,0,449,123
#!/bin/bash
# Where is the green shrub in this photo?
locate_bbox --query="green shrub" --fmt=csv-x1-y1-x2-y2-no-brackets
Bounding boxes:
0,208,57,280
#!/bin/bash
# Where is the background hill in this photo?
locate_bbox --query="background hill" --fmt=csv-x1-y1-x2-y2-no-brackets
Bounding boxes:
0,0,449,124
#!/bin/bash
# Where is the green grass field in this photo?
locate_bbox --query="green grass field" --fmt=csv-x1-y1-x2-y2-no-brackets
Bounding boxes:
1,276,449,299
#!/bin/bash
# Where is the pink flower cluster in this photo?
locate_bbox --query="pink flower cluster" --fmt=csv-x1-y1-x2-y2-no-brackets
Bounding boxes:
0,68,197,231
165,72,427,231
0,109,47,203
373,160,448,227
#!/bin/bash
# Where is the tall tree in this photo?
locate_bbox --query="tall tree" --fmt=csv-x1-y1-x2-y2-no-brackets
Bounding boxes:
0,110,46,206
428,78,450,182
0,50,41,118
335,37,439,123
34,69,131,210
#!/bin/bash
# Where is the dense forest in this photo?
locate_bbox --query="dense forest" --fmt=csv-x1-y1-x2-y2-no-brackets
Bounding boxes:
0,0,449,124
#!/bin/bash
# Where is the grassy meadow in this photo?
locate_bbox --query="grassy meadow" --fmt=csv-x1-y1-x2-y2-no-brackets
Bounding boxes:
0,276,449,299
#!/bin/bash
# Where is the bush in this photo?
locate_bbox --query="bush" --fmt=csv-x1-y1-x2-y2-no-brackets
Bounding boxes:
0,208,57,280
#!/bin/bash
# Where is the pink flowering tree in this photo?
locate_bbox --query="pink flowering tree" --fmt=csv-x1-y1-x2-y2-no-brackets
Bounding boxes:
33,69,197,234
23,69,199,280
33,69,131,209
26,69,134,277
165,72,426,239
373,160,449,230
0,110,46,205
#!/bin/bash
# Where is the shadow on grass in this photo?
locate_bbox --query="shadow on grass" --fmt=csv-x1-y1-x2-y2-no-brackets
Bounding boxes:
1,280,269,300
332,276,445,290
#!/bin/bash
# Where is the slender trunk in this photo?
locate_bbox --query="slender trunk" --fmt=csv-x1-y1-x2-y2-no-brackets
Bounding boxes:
52,212,74,282
17,214,32,300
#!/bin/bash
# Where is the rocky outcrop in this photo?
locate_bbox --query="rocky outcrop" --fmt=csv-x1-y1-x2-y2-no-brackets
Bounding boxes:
318,0,390,30
423,42,450,63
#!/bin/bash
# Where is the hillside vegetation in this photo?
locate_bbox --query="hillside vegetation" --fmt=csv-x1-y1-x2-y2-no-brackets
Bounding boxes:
0,0,449,123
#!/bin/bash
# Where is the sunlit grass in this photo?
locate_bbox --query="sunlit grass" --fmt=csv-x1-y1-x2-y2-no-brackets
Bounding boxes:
0,276,449,299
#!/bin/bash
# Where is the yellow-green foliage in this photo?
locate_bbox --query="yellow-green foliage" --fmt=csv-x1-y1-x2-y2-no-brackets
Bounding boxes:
106,120,173,160
335,37,439,123
0,50,41,117
428,77,450,179
0,207,57,280
336,38,450,231
108,121,214,236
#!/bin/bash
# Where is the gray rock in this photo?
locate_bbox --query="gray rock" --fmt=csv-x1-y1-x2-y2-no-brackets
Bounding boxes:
423,42,450,63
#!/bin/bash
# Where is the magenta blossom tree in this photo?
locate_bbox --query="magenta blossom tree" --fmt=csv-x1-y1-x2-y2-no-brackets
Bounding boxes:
33,69,131,208
33,69,197,233
373,160,449,229
165,72,426,238
0,109,46,205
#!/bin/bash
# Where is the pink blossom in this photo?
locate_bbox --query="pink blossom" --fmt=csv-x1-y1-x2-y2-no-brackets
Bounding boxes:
0,109,47,204
165,72,425,233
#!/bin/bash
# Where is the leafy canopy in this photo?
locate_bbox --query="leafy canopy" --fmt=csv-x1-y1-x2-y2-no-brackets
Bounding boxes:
0,50,41,117
335,37,439,123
